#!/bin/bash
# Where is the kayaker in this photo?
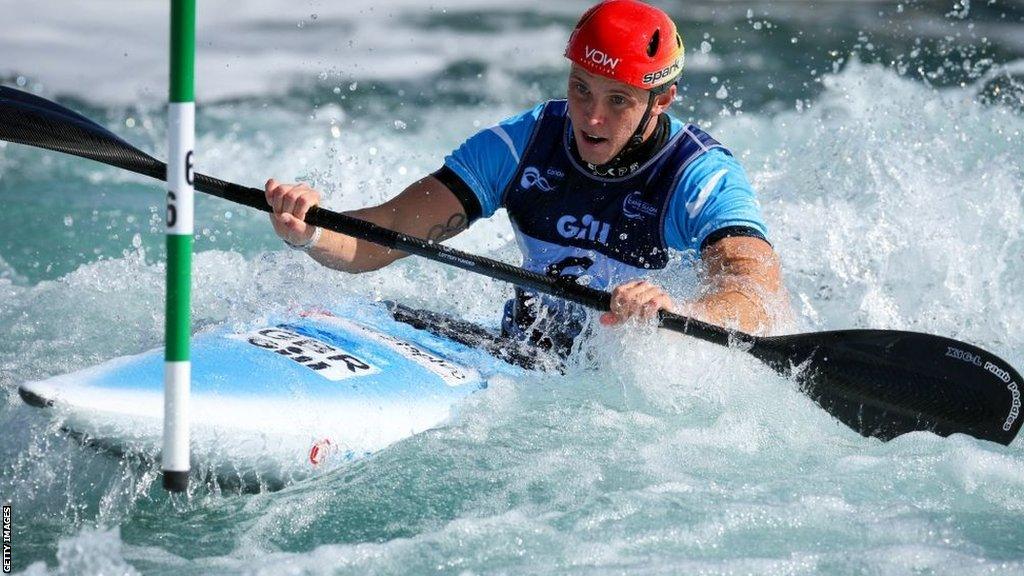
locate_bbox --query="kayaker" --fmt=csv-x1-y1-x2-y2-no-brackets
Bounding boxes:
265,0,784,356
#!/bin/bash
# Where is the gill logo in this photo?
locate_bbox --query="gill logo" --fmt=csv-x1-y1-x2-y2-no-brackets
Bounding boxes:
557,214,610,244
585,46,620,70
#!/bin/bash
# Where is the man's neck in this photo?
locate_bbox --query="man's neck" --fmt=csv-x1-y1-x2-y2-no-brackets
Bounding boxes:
571,114,671,178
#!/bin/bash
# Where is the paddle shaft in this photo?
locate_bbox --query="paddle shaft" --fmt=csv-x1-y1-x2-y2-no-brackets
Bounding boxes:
184,172,740,347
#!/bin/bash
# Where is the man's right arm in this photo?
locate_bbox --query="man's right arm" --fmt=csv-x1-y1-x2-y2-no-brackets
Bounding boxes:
265,175,471,273
266,103,543,272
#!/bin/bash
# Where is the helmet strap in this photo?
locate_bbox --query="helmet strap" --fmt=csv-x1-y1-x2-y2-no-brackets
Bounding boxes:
596,90,656,172
628,91,658,150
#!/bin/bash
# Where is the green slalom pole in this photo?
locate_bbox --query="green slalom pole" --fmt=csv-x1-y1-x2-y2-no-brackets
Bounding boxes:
163,0,195,493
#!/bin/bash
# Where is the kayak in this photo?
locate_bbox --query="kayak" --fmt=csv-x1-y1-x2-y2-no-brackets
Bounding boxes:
18,300,531,490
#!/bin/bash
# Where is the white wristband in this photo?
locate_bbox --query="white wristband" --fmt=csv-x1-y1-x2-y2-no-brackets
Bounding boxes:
285,226,322,251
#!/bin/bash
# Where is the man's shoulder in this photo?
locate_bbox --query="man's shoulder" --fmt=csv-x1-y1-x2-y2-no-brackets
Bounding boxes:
667,125,750,199
479,102,554,152
665,114,688,139
683,146,737,172
497,101,557,129
664,118,730,154
657,119,738,188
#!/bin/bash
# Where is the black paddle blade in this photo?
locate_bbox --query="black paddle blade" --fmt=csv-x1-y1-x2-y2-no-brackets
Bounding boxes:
0,86,164,179
750,330,1022,444
0,86,268,212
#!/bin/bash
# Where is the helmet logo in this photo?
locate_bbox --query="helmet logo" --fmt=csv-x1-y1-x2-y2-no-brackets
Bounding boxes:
584,46,620,70
642,60,682,85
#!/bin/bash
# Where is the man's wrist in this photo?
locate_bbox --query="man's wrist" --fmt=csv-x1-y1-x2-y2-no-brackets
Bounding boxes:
673,299,702,320
285,226,322,251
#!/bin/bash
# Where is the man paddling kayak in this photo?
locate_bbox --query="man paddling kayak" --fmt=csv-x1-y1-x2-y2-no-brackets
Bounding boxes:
265,0,784,355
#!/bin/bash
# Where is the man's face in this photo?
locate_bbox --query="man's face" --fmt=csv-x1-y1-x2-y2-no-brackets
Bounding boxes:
566,65,654,166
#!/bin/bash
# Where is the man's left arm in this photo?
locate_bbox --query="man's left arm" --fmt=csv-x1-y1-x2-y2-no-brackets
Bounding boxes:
684,235,784,334
603,148,787,333
602,235,784,334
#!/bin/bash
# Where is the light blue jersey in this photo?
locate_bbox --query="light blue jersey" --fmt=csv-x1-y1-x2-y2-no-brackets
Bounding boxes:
440,101,770,354
444,103,769,254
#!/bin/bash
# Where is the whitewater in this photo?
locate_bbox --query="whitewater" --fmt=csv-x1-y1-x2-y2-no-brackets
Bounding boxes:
1,1,1023,574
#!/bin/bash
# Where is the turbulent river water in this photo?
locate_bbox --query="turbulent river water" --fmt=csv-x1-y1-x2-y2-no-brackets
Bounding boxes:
1,1,1023,574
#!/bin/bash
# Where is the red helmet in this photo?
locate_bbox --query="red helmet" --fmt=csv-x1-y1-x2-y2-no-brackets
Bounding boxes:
565,0,685,92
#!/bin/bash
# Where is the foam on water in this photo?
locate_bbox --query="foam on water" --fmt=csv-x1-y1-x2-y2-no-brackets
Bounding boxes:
2,1,1024,574
721,60,1024,343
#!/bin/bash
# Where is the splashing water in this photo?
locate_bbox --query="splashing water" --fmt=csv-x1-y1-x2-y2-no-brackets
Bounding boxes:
2,1,1023,574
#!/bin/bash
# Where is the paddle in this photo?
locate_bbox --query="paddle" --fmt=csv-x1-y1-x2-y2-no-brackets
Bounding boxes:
1,85,1021,445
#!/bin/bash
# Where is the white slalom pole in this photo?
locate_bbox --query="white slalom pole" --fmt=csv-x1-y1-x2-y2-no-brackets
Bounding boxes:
162,0,196,493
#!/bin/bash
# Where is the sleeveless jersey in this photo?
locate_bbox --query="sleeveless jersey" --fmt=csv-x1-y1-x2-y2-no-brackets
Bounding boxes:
499,100,729,353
